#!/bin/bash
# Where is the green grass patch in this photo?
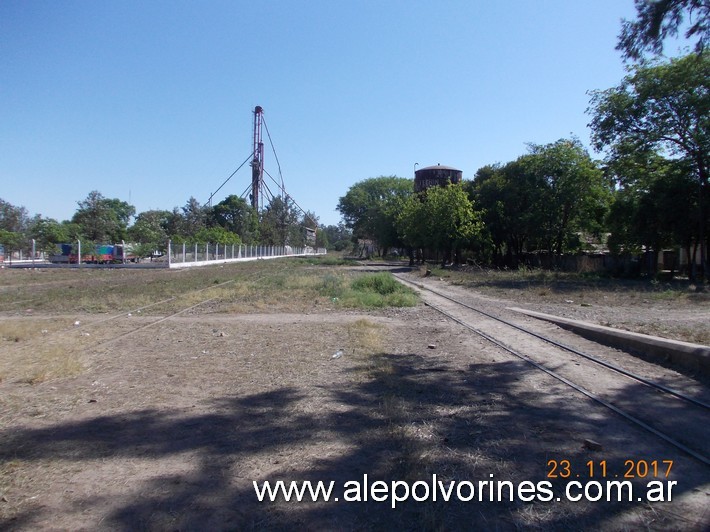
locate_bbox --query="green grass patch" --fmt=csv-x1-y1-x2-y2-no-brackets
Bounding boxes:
339,272,418,309
351,272,401,295
294,256,359,266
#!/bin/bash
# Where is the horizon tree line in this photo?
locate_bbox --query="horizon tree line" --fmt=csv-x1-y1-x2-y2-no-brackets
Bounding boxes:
0,192,337,258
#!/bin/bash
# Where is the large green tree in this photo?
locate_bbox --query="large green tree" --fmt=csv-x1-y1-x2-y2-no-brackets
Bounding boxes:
180,197,206,239
524,139,610,256
470,140,610,266
605,149,698,274
72,191,135,242
259,195,300,246
468,161,544,265
337,176,412,255
322,223,352,251
588,53,710,278
0,198,29,234
208,195,258,243
128,210,171,247
29,217,73,252
193,226,241,245
0,198,30,255
617,0,709,61
397,183,483,266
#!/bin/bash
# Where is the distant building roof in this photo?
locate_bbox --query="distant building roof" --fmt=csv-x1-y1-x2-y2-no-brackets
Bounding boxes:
416,164,461,172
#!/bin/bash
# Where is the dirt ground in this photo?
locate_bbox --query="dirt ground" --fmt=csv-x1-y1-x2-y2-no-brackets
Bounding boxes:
1,263,709,530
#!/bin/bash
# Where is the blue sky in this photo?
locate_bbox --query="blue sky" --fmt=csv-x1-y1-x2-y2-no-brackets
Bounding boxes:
0,1,691,227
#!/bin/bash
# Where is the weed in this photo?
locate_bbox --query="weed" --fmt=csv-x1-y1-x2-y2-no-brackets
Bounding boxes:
341,273,418,309
319,273,345,298
295,256,357,266
351,272,399,295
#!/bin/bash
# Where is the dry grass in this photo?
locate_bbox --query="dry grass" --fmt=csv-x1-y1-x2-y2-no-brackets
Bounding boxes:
425,265,710,345
345,318,447,528
0,319,88,384
1,262,706,530
1,260,416,319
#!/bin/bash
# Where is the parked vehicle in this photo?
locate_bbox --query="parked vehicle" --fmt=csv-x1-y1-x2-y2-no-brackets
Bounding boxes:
49,243,138,264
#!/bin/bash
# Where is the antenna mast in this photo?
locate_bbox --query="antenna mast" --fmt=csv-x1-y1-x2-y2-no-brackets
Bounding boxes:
250,105,264,210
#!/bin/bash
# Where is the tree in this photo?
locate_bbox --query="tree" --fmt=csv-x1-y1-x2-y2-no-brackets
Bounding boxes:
396,194,429,264
605,147,699,276
29,217,72,252
322,223,353,251
470,140,610,266
337,176,412,255
588,53,710,278
523,139,610,256
128,210,171,247
259,195,299,246
180,197,206,238
208,195,258,243
0,198,29,233
617,0,709,61
0,229,24,256
72,191,135,242
193,226,241,245
397,184,483,267
164,207,187,239
103,198,135,229
469,161,545,266
0,199,30,256
315,225,329,249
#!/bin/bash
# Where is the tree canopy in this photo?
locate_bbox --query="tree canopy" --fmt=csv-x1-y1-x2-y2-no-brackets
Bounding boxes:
470,139,611,266
397,183,483,266
208,195,258,243
71,191,136,243
617,0,709,60
259,195,300,246
588,53,709,278
337,176,412,254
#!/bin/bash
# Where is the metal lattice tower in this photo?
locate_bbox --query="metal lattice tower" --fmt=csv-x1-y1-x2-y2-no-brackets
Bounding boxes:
250,106,265,210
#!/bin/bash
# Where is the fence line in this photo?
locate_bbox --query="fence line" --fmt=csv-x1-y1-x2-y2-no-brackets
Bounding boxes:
1,239,326,268
166,241,326,269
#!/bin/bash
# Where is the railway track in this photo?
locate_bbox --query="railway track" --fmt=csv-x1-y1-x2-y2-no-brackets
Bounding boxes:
392,271,710,468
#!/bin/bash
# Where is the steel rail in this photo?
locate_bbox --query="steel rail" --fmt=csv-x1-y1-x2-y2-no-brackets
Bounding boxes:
417,296,710,467
394,274,710,411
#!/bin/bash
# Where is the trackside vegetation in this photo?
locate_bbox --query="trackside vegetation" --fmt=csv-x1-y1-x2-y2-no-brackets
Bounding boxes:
320,272,418,309
335,4,709,281
0,259,417,315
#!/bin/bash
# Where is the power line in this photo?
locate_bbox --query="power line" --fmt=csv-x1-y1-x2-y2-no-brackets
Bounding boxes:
262,115,285,199
206,151,255,207
207,107,319,234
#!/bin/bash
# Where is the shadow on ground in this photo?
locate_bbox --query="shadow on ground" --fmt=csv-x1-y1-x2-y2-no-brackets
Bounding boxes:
1,354,707,530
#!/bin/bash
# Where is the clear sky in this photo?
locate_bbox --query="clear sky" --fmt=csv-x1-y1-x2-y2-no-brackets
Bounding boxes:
0,0,692,227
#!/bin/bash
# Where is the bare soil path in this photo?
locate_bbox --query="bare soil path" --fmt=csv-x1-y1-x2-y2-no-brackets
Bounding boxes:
1,262,708,530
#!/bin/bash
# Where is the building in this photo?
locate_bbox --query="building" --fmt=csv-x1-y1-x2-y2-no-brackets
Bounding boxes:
414,164,463,193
